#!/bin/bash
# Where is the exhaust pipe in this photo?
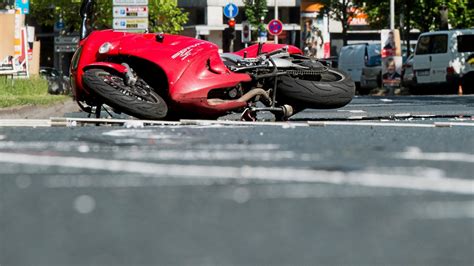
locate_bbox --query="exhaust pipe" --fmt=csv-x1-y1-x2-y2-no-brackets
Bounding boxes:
207,88,272,106
236,88,271,104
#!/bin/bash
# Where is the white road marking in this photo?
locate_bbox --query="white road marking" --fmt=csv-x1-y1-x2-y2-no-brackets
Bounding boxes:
0,117,473,128
337,110,366,113
180,119,308,127
0,152,472,195
114,149,304,162
348,116,367,120
308,121,474,128
194,144,281,150
0,119,51,127
397,147,474,164
226,184,426,200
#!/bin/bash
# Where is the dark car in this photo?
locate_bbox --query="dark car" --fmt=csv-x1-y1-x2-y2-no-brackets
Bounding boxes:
40,67,71,95
401,54,416,91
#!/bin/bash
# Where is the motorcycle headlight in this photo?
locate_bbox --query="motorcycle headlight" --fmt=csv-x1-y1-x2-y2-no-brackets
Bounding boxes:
99,42,113,54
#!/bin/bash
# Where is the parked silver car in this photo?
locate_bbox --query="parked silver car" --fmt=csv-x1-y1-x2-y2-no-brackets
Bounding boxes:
339,43,381,94
401,54,416,91
360,44,382,93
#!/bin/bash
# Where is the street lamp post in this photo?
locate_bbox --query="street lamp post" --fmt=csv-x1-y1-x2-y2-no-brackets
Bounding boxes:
390,0,395,30
274,0,278,44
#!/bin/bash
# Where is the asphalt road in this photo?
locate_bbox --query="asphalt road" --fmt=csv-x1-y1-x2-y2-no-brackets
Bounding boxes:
0,95,473,265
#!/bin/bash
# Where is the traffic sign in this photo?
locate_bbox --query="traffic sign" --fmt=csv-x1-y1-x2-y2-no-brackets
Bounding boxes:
113,0,149,31
267,19,283,36
241,21,251,43
113,0,148,5
113,18,148,30
113,6,148,18
54,20,65,32
55,44,78,53
54,36,80,45
54,35,79,53
223,3,238,18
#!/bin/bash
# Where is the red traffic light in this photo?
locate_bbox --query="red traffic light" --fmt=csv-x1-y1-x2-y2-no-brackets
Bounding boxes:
228,18,236,28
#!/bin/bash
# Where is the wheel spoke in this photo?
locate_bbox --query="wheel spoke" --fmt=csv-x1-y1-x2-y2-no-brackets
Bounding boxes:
99,72,159,103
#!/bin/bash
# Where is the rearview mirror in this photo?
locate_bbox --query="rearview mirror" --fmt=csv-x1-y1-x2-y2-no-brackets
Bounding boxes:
80,0,94,40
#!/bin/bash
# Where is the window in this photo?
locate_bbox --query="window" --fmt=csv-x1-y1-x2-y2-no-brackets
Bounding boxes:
415,36,431,55
430,34,447,54
415,34,448,55
458,35,474,52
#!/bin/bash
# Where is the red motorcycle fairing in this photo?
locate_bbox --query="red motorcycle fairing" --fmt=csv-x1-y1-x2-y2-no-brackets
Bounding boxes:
115,34,252,115
73,30,252,116
167,50,253,116
71,30,130,100
233,43,303,58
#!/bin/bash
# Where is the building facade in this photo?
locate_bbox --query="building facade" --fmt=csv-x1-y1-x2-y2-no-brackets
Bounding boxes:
178,0,419,57
178,0,302,52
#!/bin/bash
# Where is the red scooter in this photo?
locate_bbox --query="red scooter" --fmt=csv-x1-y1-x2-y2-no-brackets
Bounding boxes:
71,0,355,120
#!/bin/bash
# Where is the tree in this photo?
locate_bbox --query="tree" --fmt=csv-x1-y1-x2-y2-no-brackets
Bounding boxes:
446,0,474,29
243,0,268,34
354,0,474,56
148,0,188,34
353,0,415,53
357,0,474,33
29,0,188,34
28,0,82,32
318,0,358,45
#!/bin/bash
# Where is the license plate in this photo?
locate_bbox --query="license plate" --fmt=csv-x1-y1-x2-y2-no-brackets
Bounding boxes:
417,70,430,76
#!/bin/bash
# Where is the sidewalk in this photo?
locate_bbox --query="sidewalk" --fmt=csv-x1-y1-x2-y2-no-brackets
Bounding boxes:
0,99,80,119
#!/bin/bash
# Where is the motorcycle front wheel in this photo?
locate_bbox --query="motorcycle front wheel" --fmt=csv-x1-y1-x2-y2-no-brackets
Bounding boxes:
82,68,167,120
276,67,355,110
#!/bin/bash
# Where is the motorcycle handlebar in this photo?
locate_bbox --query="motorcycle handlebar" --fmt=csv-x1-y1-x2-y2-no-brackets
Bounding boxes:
80,0,94,40
258,46,289,59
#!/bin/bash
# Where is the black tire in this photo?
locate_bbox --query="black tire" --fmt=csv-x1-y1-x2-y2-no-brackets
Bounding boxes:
277,67,355,109
83,69,167,120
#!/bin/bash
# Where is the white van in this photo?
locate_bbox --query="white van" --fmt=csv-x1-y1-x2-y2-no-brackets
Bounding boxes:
413,29,474,93
338,43,381,94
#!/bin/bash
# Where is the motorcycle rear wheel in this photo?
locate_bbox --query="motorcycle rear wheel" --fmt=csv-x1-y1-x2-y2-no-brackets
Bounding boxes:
276,67,355,110
83,68,167,120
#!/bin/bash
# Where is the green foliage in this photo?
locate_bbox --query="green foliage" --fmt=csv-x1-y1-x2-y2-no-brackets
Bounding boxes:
447,0,474,29
29,0,188,34
93,0,114,30
355,0,474,32
149,0,188,34
318,0,356,25
29,0,82,31
0,77,69,108
357,1,388,29
318,0,358,45
243,0,267,31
